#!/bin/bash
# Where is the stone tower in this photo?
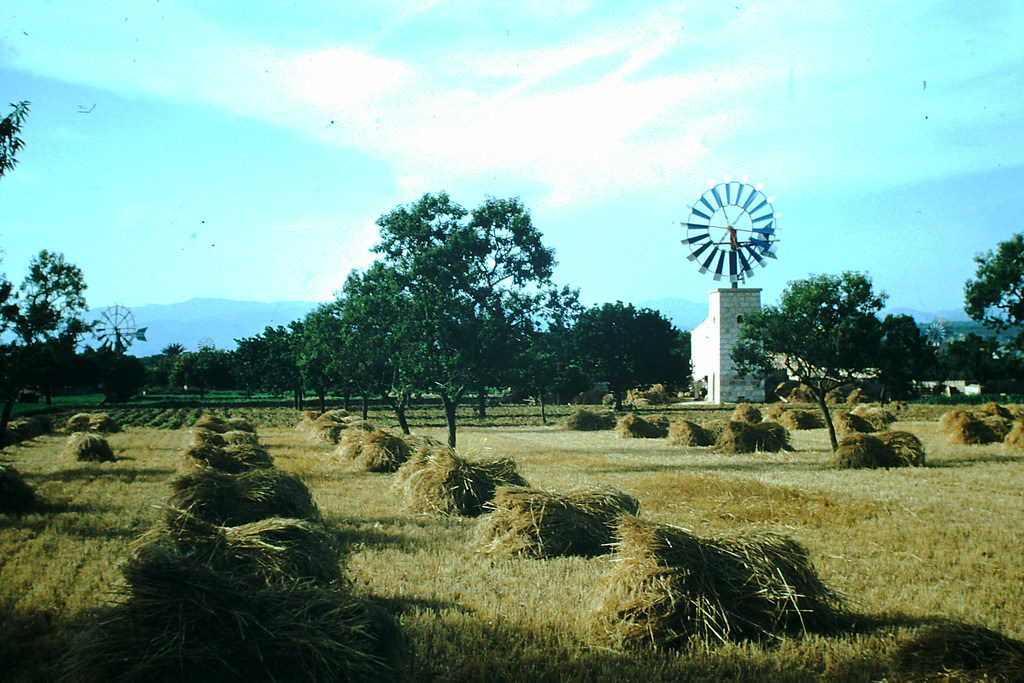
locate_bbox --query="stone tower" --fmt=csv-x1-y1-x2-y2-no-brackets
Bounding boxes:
691,288,764,403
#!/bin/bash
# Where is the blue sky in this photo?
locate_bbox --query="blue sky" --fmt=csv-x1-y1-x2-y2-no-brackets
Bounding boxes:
1,1,1022,319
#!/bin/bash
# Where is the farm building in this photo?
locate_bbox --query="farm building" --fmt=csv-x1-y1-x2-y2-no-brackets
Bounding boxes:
691,288,765,404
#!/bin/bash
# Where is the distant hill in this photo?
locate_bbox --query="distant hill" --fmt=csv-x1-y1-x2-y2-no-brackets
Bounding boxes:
87,299,321,355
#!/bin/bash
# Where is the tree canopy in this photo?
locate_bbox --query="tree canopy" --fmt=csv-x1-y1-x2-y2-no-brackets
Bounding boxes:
965,233,1024,352
0,101,30,180
732,272,886,450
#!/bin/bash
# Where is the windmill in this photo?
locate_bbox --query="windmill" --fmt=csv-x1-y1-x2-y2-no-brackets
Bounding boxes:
95,304,147,353
925,318,950,347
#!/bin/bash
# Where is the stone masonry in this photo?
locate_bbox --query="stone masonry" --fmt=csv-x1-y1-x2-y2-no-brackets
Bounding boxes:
691,288,765,403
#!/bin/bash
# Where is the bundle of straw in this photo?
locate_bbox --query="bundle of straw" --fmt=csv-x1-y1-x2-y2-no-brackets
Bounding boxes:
891,621,1024,682
64,432,116,462
475,485,640,557
730,403,762,424
153,509,342,586
713,421,791,453
64,412,120,433
849,404,897,430
0,463,36,514
1005,418,1024,450
591,516,842,648
776,409,824,430
336,428,411,473
184,427,273,472
616,413,669,439
394,446,528,517
64,546,407,682
566,407,616,431
666,420,715,447
168,467,322,526
833,411,877,436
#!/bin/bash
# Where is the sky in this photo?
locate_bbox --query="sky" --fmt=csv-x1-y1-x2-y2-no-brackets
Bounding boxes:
1,1,1022,323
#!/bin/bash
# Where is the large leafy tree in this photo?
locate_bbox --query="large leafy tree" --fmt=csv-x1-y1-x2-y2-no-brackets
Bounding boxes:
1,250,90,435
732,272,886,450
234,325,303,407
876,313,935,401
371,192,559,447
297,303,347,413
1,101,30,179
571,302,689,410
965,233,1024,355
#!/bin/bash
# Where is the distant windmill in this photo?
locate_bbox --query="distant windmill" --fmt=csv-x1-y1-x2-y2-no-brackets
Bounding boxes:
94,304,148,353
925,318,950,346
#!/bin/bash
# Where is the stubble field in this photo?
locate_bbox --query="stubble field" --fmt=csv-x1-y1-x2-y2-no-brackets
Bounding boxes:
1,403,1022,681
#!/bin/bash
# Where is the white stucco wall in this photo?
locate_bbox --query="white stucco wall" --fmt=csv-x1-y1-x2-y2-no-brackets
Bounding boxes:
691,288,765,403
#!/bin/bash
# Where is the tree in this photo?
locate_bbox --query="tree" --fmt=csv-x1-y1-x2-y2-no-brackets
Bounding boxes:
965,233,1024,354
732,272,886,451
297,303,347,413
936,333,1017,385
169,346,235,400
234,326,303,406
371,193,560,447
1,101,30,180
1,250,90,436
571,302,689,410
876,314,936,401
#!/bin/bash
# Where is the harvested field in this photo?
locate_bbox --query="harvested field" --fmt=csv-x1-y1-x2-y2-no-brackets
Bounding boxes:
2,404,1023,681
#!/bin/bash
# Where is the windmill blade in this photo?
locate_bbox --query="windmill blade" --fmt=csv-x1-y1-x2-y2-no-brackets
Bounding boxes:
135,327,148,342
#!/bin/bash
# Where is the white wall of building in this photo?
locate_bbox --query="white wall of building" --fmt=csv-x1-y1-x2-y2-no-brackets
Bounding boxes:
691,288,765,403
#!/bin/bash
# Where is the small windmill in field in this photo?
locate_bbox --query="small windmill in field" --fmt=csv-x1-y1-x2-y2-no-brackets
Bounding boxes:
94,305,147,353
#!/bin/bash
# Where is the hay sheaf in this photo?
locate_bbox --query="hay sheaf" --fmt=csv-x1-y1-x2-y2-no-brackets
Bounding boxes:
64,547,407,683
184,428,273,472
833,411,877,436
730,403,762,424
4,415,53,444
979,401,1014,419
666,420,715,447
64,412,120,433
191,414,258,434
776,409,824,430
891,621,1024,682
626,384,672,406
303,410,374,445
591,516,842,648
1004,418,1024,450
152,510,343,586
566,407,617,431
475,485,640,558
64,432,116,462
393,446,528,517
835,432,925,469
0,463,37,514
713,421,791,453
942,411,1003,445
336,428,411,473
616,413,669,439
849,404,897,430
168,468,322,526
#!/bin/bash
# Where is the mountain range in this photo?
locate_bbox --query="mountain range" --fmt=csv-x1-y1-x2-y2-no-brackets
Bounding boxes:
88,297,972,356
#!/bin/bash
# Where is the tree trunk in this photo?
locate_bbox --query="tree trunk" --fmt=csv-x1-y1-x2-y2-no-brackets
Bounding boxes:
293,387,303,410
317,390,326,414
817,393,839,451
343,391,351,412
395,403,410,435
476,385,487,418
361,394,369,421
0,398,13,446
441,393,459,448
538,389,547,425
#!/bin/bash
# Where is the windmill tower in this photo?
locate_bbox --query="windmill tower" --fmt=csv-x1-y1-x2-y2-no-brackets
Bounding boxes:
682,178,778,403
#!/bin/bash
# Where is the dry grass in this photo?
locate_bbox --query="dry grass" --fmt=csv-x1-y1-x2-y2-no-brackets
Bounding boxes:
474,485,640,558
3,406,1024,681
591,516,842,648
891,621,1024,682
616,412,669,439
